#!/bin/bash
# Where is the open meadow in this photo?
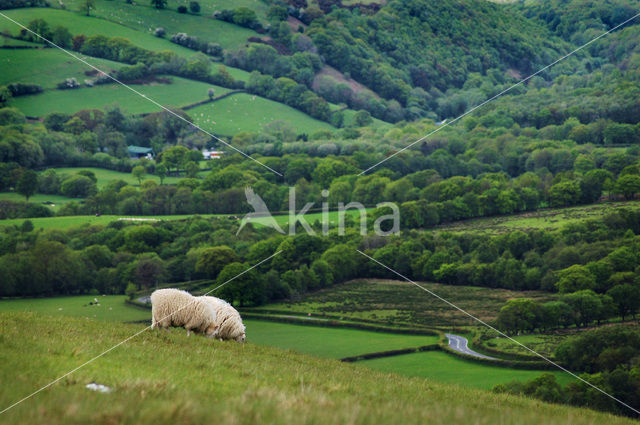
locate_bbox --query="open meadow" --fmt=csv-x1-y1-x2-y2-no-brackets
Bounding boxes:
50,0,259,49
0,8,194,55
190,92,336,136
0,312,630,425
361,350,572,390
0,49,124,90
0,298,589,394
10,77,230,117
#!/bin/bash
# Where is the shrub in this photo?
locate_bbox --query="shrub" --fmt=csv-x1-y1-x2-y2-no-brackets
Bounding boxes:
154,27,166,38
189,1,200,13
57,78,80,90
177,5,187,13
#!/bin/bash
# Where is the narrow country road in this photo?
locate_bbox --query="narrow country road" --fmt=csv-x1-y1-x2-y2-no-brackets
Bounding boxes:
445,333,497,360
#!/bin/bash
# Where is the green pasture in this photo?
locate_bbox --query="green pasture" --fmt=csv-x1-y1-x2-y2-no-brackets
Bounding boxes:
53,0,263,48
10,76,229,116
0,208,368,231
0,313,624,425
244,319,438,359
43,167,184,188
0,49,124,90
190,92,336,136
0,35,41,47
0,192,76,211
361,350,573,390
0,8,195,55
0,295,149,322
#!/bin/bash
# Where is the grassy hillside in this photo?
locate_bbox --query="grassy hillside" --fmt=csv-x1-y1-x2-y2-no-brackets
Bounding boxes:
10,77,229,116
0,295,149,322
0,312,633,425
51,0,260,49
0,49,124,90
438,201,640,233
190,93,336,136
0,8,193,55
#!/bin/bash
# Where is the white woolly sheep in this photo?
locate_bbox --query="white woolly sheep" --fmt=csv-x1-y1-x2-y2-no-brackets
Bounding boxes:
151,289,217,337
200,296,246,342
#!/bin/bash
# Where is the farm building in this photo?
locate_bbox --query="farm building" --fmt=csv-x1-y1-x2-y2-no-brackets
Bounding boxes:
202,149,223,159
128,146,154,159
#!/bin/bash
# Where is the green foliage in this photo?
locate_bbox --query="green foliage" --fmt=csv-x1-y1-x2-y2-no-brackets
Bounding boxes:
151,0,167,9
195,246,240,279
16,169,38,201
132,165,146,185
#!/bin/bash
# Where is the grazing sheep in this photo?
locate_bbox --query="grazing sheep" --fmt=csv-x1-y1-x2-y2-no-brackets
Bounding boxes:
151,289,217,337
200,296,246,342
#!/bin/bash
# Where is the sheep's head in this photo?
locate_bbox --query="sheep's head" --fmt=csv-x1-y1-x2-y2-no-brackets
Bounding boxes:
235,326,246,343
204,323,218,338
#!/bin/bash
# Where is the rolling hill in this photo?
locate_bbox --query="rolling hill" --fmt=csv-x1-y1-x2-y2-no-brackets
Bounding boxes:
0,312,635,425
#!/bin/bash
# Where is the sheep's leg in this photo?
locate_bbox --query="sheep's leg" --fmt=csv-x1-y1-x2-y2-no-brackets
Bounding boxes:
186,328,191,337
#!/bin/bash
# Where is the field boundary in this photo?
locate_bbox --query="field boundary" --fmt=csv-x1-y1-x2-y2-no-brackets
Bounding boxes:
240,311,440,335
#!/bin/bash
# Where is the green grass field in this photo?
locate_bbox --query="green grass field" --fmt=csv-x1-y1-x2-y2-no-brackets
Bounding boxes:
0,209,368,231
250,279,555,328
53,0,261,49
361,350,572,390
0,35,41,47
44,167,185,188
0,49,124,90
0,295,149,322
0,8,195,55
0,192,76,212
244,319,438,359
10,76,229,116
1,313,628,425
191,92,336,136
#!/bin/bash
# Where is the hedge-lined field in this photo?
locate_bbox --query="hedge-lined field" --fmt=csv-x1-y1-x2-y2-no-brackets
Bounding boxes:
244,318,439,359
361,350,573,390
53,0,261,49
11,76,230,117
0,49,124,90
0,8,193,55
190,92,336,136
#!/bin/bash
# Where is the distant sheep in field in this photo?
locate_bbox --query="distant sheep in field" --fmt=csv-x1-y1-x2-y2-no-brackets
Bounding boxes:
151,289,217,337
200,296,246,343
